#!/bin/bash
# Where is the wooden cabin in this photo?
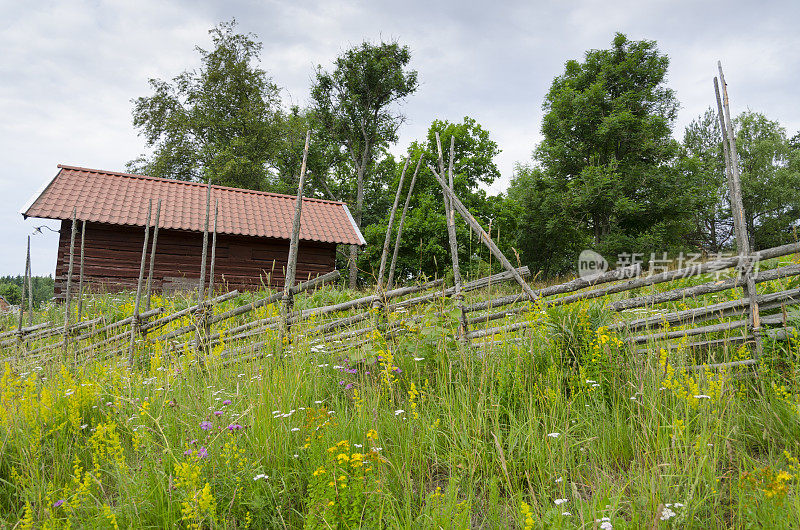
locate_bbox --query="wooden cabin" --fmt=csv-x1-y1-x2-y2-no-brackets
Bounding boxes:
21,165,365,297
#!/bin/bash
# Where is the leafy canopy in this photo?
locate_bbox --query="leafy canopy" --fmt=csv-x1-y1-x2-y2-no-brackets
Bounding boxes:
129,20,282,190
510,33,698,275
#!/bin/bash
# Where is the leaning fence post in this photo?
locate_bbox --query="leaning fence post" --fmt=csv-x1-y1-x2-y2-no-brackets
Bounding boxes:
26,237,33,327
430,166,538,303
145,199,162,312
128,200,152,368
195,180,213,360
76,220,86,322
387,155,422,290
18,236,30,340
63,208,77,355
715,63,762,358
282,130,311,350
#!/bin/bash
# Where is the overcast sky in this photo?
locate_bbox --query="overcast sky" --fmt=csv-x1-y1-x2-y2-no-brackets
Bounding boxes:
1,0,798,276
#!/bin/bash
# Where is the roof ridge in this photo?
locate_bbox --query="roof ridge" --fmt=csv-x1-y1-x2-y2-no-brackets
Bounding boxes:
56,164,345,205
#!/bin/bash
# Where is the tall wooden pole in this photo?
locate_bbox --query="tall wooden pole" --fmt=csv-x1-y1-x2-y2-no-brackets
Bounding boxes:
63,208,77,354
145,199,162,312
26,237,33,326
208,199,219,296
715,63,762,357
198,180,212,302
437,135,468,344
387,155,422,289
129,200,152,367
377,158,410,289
76,220,86,322
18,237,30,336
282,130,311,345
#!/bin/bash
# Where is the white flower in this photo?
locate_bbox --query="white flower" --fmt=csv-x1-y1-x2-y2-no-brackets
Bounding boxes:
413,357,425,361
547,432,560,438
600,523,613,530
315,400,323,404
253,474,269,481
694,394,711,399
291,427,300,432
554,498,568,505
354,444,363,448
80,424,88,429
555,477,563,483
591,383,601,388
65,389,74,396
562,511,572,516
586,379,596,384
394,409,405,416
660,507,676,521
674,503,685,508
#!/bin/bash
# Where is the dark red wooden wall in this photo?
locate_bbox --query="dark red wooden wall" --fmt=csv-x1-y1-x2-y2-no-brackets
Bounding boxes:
54,221,336,297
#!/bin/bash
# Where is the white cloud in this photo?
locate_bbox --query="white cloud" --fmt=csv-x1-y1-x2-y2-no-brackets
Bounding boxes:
1,0,798,274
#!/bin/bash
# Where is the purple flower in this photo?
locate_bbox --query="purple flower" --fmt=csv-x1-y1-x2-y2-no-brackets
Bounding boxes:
223,399,232,406
198,446,208,458
200,421,213,431
227,423,242,431
53,499,65,508
189,439,198,445
345,383,354,390
392,368,402,374
365,371,370,375
184,449,193,456
347,368,357,374
339,380,346,386
214,411,223,416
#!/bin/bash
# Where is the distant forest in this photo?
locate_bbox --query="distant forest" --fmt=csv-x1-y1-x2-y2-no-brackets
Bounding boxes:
0,276,54,308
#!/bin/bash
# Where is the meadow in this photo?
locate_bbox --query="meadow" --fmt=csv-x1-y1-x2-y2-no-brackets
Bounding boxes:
1,257,800,529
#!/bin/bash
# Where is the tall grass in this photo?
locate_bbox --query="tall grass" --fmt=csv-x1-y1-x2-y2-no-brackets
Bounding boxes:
0,272,799,528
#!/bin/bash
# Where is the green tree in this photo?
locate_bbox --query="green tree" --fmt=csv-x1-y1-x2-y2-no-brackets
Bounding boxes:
359,117,513,283
510,33,698,275
681,108,732,252
734,111,800,249
310,41,418,288
129,20,283,190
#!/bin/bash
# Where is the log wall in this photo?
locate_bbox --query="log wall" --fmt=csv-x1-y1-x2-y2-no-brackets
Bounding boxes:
54,221,336,297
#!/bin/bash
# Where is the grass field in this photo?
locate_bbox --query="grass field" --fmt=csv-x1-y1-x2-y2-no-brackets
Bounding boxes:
1,259,800,529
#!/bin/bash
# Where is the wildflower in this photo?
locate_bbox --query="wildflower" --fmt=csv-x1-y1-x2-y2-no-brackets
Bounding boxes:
65,389,75,396
562,511,572,516
414,357,424,361
314,400,323,404
694,394,711,399
547,433,560,438
253,473,268,481
291,428,300,432
345,383,354,390
53,499,66,508
555,498,568,505
200,421,213,431
227,423,242,431
198,447,208,458
366,429,378,440
394,409,405,416
214,411,223,416
222,399,232,405
184,449,193,456
660,507,676,521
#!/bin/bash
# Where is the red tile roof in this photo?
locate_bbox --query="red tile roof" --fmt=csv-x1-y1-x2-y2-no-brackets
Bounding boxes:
21,165,366,246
